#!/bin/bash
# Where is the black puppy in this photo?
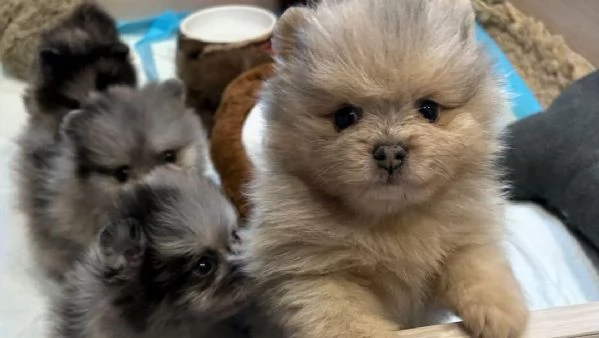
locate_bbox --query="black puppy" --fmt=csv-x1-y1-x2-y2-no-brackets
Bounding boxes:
24,2,137,134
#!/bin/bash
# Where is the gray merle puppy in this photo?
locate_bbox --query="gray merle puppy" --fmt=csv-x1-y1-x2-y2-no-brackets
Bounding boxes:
16,2,139,281
17,79,208,281
52,170,248,338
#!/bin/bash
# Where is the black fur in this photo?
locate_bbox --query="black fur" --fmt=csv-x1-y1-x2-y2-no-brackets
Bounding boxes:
29,2,136,119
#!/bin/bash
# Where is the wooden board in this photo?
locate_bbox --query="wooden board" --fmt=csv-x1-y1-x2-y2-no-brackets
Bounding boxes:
510,0,599,67
397,302,599,337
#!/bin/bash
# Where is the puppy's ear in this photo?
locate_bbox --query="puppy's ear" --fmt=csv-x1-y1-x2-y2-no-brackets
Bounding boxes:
60,108,88,141
60,90,113,141
159,79,187,102
458,0,476,41
72,2,118,33
272,7,310,61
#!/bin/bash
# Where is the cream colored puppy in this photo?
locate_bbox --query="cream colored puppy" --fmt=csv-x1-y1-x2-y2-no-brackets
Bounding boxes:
244,0,529,337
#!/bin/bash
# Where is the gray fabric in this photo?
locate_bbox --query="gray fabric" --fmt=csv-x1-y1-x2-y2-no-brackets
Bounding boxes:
503,70,599,251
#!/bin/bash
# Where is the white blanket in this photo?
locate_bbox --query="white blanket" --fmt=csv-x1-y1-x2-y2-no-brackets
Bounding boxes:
1,36,598,337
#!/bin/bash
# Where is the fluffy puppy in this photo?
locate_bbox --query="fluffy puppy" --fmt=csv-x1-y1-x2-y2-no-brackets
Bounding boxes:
24,2,137,136
52,170,248,338
244,1,528,337
18,79,207,281
17,2,137,241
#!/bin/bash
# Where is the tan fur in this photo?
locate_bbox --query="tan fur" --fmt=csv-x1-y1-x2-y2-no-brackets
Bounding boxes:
244,1,528,337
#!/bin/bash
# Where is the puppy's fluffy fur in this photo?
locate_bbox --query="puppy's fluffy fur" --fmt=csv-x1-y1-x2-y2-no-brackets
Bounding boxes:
244,1,528,337
24,2,137,136
17,4,137,267
17,80,207,281
52,170,248,338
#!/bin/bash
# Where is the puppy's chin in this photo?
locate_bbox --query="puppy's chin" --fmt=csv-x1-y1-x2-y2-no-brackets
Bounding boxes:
329,174,439,218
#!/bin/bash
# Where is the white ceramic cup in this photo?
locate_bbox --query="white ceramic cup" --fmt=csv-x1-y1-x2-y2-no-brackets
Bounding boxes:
180,5,277,45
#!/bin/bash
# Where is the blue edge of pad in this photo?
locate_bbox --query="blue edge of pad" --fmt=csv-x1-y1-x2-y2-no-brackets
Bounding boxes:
118,13,543,120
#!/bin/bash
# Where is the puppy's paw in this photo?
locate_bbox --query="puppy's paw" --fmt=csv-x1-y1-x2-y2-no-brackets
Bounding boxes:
98,218,146,281
460,299,529,338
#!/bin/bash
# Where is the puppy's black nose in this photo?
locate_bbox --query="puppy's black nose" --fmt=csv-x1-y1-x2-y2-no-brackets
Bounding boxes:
372,144,406,173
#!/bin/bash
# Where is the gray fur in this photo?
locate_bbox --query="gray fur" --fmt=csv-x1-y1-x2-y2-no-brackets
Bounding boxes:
17,80,208,281
51,169,248,338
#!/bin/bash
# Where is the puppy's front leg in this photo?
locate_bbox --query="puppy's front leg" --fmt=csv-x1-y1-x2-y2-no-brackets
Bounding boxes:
269,277,399,338
438,244,529,338
97,218,146,283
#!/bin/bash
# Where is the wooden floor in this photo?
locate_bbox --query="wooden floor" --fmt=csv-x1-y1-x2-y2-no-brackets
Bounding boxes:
510,0,599,67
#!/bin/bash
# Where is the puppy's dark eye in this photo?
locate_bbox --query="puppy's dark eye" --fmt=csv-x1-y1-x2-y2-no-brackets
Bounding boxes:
417,99,440,123
195,256,216,277
231,230,240,242
113,166,130,183
333,104,362,131
161,150,177,163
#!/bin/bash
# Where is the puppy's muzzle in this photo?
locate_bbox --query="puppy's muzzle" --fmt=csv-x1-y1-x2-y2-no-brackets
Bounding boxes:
373,144,406,174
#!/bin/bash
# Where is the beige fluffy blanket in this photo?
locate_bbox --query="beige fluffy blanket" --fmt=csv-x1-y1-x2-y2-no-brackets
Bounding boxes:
0,0,84,80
